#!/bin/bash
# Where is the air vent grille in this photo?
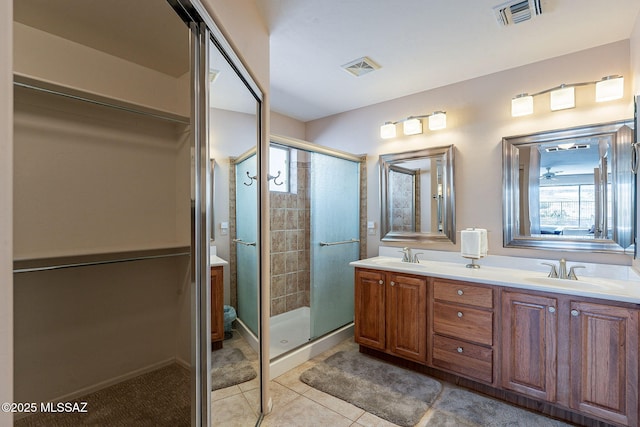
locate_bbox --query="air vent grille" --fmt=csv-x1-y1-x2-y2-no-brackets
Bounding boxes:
545,144,590,153
493,0,542,26
341,56,380,77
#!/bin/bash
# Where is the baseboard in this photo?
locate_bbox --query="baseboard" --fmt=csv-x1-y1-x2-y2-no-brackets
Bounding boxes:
175,356,191,369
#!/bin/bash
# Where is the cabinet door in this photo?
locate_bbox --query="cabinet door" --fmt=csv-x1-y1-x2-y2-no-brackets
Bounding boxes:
570,301,638,427
387,273,427,362
354,269,386,350
501,291,557,402
211,266,224,344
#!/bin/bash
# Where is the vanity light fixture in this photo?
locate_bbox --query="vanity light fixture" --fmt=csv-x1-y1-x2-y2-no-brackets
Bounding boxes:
550,85,575,111
380,122,397,139
380,111,447,139
428,111,447,130
595,75,624,102
511,94,533,117
403,117,423,135
511,75,624,117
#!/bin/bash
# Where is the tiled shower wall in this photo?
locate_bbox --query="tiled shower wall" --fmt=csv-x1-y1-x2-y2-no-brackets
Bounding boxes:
270,161,310,316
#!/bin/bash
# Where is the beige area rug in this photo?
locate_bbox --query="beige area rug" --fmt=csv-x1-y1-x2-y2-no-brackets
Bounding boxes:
300,350,442,427
15,364,190,427
211,347,257,390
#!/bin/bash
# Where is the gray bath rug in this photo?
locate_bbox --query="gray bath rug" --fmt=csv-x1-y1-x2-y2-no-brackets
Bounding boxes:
212,347,257,390
427,386,572,426
300,350,442,427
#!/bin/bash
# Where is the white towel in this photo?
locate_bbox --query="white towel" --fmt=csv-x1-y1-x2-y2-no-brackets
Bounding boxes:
461,228,488,259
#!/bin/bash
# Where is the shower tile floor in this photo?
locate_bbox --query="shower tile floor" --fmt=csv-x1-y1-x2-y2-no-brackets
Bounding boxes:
270,307,311,358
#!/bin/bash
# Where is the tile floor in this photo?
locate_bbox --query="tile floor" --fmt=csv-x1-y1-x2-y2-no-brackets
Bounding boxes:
212,335,572,427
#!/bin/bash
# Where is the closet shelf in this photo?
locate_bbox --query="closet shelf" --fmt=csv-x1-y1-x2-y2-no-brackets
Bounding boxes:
13,246,191,273
13,73,190,125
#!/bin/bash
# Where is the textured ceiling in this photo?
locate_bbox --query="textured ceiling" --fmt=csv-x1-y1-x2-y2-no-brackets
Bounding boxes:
255,0,640,122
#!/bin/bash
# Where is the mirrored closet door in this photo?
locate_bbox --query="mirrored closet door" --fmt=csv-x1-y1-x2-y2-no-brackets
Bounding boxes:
12,0,264,425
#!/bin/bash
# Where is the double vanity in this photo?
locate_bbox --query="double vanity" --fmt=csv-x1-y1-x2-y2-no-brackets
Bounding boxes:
351,254,640,427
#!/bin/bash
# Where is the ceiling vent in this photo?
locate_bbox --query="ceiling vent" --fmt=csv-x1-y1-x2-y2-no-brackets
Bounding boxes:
493,0,542,26
545,144,590,153
341,56,380,77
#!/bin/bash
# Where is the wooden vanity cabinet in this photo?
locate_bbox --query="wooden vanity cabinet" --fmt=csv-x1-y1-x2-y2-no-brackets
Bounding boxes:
569,301,638,427
211,266,224,350
501,290,639,426
354,268,427,363
429,278,495,384
501,290,558,402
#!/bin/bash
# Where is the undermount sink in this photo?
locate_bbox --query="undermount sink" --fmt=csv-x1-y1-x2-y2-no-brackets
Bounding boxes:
362,257,464,272
524,276,623,291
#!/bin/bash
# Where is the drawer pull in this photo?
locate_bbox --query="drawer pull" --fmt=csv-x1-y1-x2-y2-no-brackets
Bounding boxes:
548,306,556,313
390,281,395,286
457,311,463,318
571,309,580,317
457,347,463,353
378,280,384,285
457,289,464,296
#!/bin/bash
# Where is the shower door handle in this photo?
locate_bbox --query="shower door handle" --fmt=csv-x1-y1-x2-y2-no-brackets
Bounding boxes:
319,238,360,246
233,238,256,247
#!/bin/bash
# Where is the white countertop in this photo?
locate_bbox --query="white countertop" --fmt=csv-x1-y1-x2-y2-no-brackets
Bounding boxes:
351,255,640,304
210,255,228,267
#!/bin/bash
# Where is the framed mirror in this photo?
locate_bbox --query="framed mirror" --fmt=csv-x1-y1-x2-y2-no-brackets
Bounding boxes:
380,145,455,243
503,120,635,253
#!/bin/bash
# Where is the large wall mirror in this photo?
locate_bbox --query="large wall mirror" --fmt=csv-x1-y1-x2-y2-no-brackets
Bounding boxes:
503,120,635,253
380,145,455,243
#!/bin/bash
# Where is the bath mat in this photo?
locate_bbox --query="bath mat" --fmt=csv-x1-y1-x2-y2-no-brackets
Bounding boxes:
426,386,571,426
300,350,442,427
211,347,257,390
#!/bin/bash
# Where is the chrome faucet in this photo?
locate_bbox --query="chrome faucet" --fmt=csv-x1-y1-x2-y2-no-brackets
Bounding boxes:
541,258,586,280
399,247,423,263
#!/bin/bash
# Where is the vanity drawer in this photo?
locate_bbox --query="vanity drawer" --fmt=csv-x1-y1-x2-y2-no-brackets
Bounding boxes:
433,301,493,345
433,279,493,309
432,334,493,383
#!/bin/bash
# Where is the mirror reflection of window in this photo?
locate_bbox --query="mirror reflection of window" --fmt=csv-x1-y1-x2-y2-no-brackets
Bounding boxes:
522,136,613,240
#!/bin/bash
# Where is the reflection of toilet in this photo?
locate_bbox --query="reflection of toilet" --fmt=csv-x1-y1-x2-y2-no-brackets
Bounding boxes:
223,305,236,340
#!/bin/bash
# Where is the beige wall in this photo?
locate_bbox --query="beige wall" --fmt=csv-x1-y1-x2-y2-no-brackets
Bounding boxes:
306,41,634,265
0,1,12,424
271,111,306,140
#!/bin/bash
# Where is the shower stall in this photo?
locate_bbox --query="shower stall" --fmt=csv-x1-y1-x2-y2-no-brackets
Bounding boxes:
267,138,363,361
229,135,364,375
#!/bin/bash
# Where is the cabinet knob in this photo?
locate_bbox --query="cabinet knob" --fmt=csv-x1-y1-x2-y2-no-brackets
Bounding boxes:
390,281,395,286
457,311,463,318
548,306,556,313
457,289,464,296
378,280,384,285
571,309,580,317
457,347,463,353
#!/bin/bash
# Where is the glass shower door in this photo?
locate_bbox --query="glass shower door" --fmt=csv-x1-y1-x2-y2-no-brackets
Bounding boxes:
310,152,360,340
235,154,259,336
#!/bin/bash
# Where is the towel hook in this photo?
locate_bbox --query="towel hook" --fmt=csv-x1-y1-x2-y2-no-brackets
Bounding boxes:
267,170,283,186
244,171,257,186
